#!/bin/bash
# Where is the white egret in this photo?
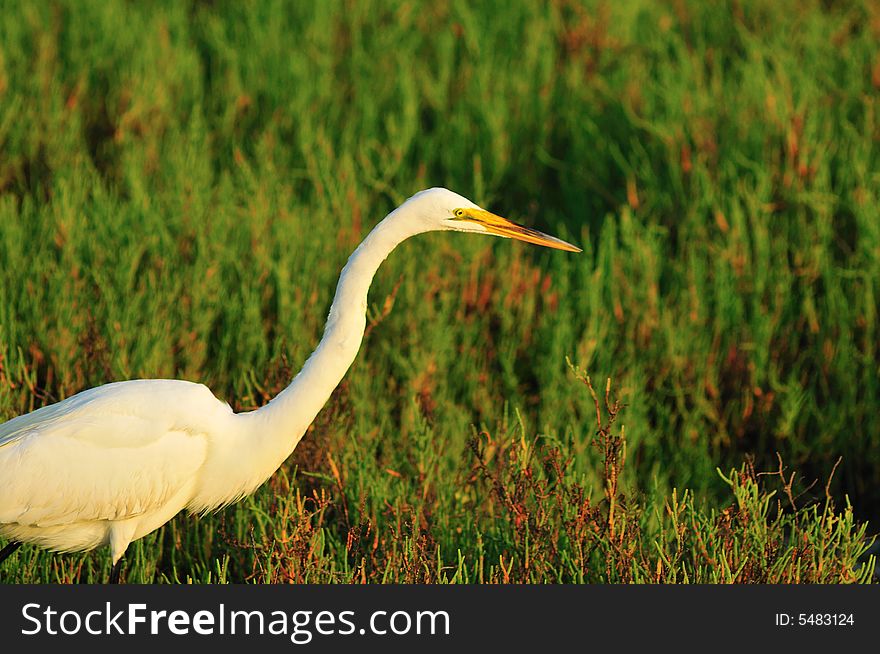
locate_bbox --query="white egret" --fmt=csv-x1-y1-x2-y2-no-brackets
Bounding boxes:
0,187,579,582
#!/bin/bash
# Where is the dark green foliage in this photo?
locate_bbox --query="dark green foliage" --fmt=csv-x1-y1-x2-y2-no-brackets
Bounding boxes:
0,0,876,582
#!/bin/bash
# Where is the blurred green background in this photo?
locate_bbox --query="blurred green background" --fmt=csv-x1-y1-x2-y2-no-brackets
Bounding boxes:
0,0,877,582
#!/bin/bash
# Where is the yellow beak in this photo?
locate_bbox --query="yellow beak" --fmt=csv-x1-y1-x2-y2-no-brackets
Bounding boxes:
461,209,582,253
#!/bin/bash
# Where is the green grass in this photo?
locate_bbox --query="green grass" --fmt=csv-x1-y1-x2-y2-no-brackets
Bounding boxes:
0,0,877,583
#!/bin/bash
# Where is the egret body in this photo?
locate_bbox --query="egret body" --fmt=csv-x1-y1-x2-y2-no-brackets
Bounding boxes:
0,188,579,580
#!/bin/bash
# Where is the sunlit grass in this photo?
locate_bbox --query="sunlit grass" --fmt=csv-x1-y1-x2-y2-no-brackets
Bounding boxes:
0,0,877,582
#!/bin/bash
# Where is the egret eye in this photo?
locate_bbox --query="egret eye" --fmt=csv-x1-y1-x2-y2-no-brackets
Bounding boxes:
453,208,465,218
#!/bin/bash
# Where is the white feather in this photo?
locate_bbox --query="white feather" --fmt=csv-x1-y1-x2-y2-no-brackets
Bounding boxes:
0,188,579,569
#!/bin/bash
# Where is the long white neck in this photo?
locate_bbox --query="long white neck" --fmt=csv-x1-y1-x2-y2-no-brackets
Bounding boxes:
236,210,422,487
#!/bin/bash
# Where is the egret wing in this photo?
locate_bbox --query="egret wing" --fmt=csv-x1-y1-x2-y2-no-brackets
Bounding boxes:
0,379,232,527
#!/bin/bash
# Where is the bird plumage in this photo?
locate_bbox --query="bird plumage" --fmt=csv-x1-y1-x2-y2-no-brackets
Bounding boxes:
0,187,579,574
0,380,231,560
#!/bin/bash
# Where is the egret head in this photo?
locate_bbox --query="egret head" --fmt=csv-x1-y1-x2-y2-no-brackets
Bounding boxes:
399,187,582,253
